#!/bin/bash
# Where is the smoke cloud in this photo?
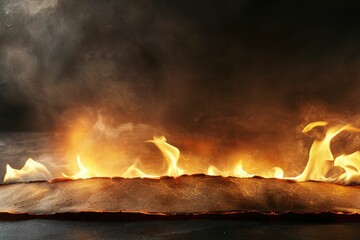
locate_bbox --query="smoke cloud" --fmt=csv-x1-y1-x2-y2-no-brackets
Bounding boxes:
1,0,360,174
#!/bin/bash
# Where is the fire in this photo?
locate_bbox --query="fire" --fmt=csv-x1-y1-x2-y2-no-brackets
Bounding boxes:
334,152,360,183
272,167,284,179
122,161,158,178
62,136,184,179
295,121,360,184
207,161,253,178
148,136,184,177
4,158,52,183
62,155,93,179
3,120,360,185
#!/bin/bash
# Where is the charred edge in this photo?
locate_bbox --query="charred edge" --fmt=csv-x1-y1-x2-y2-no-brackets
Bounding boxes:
0,212,359,222
0,174,359,187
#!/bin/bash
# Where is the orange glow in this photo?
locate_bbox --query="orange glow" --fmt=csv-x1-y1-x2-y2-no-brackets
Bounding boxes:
148,136,184,177
207,161,254,178
122,161,158,178
3,119,360,185
272,167,284,179
62,155,93,179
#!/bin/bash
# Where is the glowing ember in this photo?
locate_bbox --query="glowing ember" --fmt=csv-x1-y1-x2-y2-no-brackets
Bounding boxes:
3,121,360,185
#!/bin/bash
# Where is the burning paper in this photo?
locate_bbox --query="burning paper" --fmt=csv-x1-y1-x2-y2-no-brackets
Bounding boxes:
0,176,359,215
3,121,360,185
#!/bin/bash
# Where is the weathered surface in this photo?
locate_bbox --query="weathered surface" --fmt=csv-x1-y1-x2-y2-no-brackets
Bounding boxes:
0,175,359,215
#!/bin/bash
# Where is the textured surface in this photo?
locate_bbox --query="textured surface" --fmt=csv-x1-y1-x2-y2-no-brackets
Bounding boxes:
0,175,359,215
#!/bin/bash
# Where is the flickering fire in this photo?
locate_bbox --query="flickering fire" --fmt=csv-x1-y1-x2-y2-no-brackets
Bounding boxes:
4,158,52,183
2,121,360,185
207,161,254,178
295,121,360,184
148,136,184,177
62,155,92,179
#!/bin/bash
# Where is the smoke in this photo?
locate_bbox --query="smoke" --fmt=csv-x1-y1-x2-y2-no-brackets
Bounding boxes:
0,0,164,130
1,0,360,174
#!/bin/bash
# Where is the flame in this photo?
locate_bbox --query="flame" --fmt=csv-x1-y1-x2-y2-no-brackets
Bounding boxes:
334,152,360,183
61,136,184,179
3,119,360,185
295,121,360,184
62,155,93,179
208,161,254,178
272,167,284,179
4,158,52,183
207,165,226,176
147,136,184,177
234,162,255,178
122,161,158,178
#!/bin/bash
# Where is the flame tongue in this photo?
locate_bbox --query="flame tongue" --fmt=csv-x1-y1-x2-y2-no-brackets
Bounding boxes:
207,161,254,178
62,155,93,179
122,161,158,178
272,167,284,179
295,121,360,184
334,152,360,183
148,136,184,177
4,158,52,183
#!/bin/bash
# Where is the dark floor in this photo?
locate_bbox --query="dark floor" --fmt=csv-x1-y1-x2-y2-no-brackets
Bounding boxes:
0,218,360,240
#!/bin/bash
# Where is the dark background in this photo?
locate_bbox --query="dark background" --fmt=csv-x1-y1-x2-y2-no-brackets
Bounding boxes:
1,0,360,135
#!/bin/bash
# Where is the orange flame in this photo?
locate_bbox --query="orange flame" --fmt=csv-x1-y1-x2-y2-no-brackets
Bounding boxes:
207,161,254,178
4,158,52,183
3,120,360,185
295,121,360,184
122,161,158,178
334,152,360,183
272,167,284,179
148,136,184,177
62,155,94,179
